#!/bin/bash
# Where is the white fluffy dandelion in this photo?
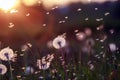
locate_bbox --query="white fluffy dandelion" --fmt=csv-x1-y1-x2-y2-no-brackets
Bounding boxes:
0,64,7,75
109,43,117,52
37,59,50,70
84,28,92,36
76,32,86,41
53,36,66,49
37,54,54,70
0,47,14,61
25,66,34,75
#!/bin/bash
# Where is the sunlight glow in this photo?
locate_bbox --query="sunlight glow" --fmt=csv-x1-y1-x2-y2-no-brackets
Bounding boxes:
39,0,117,10
0,0,17,11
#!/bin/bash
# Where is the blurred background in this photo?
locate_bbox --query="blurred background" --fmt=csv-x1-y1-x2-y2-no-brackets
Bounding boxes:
0,0,119,48
0,0,120,80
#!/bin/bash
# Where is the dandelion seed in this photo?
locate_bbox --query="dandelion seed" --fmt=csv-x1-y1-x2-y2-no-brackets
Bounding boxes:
51,7,56,10
102,53,106,58
95,8,98,10
21,67,25,70
62,61,65,65
74,29,79,33
100,52,104,55
96,18,103,21
39,76,44,79
27,43,32,47
77,8,82,11
96,19,100,22
96,25,104,30
46,12,50,15
34,71,40,74
73,73,76,76
87,61,92,65
8,22,14,28
66,69,70,72
52,75,55,78
65,16,68,19
101,46,104,49
52,69,57,73
26,13,30,16
59,20,66,23
109,29,114,34
59,21,62,24
16,75,21,78
94,54,99,58
62,20,66,23
96,38,99,41
58,74,61,77
20,54,24,56
42,24,47,26
104,12,110,16
85,17,89,21
55,6,58,9
100,40,104,42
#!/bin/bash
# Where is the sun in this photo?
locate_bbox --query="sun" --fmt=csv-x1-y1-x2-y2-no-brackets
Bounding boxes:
0,0,17,11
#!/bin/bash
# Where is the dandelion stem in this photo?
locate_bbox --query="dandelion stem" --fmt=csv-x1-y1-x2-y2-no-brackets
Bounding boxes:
8,60,13,80
60,48,68,80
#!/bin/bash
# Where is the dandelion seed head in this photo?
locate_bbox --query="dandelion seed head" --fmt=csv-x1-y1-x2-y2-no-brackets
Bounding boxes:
0,64,7,75
84,28,92,36
25,66,34,75
109,43,117,52
0,47,14,61
86,38,95,46
53,36,66,49
76,32,86,41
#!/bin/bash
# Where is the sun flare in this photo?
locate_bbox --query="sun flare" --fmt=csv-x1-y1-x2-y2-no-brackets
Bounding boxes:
0,0,17,11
